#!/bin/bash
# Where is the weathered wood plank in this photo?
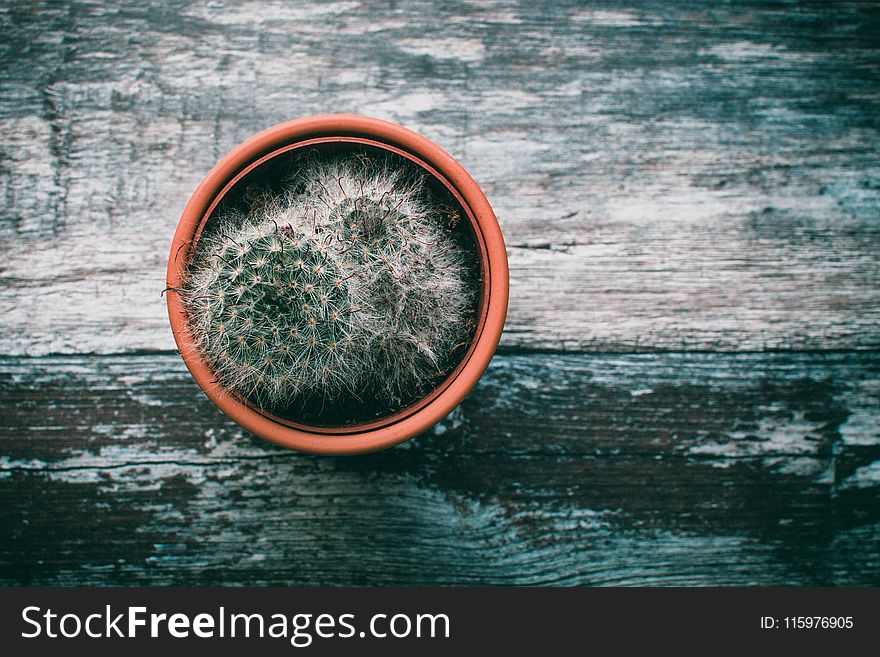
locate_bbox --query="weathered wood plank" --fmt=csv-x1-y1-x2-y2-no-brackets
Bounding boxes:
2,1,879,354
2,352,877,585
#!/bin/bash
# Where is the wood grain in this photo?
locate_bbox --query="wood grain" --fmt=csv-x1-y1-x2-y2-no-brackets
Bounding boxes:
1,0,878,586
2,352,878,585
1,1,879,354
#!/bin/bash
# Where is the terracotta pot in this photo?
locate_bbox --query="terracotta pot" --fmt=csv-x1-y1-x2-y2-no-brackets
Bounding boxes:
166,114,508,454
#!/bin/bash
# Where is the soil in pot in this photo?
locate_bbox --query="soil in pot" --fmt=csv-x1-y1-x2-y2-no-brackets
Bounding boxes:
179,141,483,429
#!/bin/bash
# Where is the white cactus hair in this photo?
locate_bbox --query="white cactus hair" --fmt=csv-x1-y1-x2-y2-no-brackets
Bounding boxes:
181,149,475,418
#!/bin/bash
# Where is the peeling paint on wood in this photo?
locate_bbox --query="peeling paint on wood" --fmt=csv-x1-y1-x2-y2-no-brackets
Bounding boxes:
1,1,879,354
1,0,878,586
1,352,877,585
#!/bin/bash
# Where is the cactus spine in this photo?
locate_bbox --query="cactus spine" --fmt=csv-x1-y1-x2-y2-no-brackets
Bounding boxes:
182,153,473,413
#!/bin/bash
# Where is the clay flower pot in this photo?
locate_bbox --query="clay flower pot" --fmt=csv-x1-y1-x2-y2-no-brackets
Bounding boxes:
166,114,508,454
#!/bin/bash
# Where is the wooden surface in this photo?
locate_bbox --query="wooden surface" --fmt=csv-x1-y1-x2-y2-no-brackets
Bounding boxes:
1,0,878,585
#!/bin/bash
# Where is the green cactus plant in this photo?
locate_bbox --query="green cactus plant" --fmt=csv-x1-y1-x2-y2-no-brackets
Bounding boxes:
183,215,370,407
181,151,475,420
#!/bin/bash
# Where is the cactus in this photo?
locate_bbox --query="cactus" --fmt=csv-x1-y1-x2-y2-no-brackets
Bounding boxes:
183,215,371,407
181,152,475,417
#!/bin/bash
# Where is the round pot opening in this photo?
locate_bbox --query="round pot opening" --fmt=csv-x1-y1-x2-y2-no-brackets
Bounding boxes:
167,115,507,454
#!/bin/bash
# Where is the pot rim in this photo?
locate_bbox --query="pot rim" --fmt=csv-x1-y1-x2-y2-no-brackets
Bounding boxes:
166,114,508,454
